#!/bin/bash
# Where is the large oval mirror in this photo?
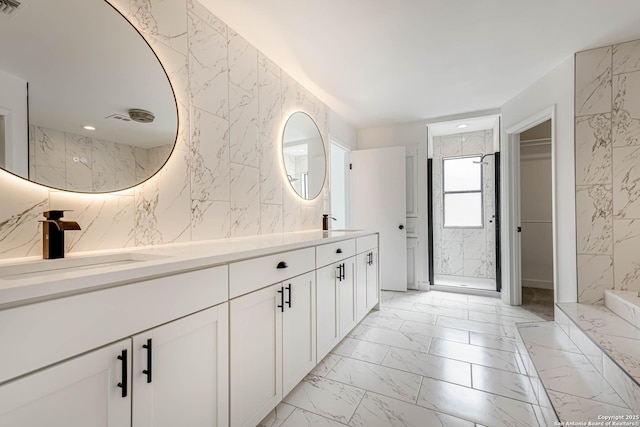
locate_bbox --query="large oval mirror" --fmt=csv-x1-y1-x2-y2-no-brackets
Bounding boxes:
282,112,326,200
0,0,177,193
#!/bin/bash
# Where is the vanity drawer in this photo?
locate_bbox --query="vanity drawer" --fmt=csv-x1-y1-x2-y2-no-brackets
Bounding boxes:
356,234,378,254
229,247,315,298
0,265,228,384
316,239,356,268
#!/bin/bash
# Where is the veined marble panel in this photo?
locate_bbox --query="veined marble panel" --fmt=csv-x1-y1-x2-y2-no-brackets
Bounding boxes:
463,259,486,278
187,0,226,37
613,146,640,218
50,191,135,252
115,158,136,190
463,229,486,260
228,30,257,94
92,139,116,175
461,131,486,156
34,166,66,189
132,0,188,55
613,39,640,75
134,152,191,245
260,203,283,234
230,163,260,237
576,185,613,254
229,84,259,167
548,391,634,423
188,12,229,120
32,126,65,169
613,72,640,147
575,114,612,185
282,74,307,117
190,107,230,201
613,219,640,292
577,254,614,304
0,172,49,258
258,54,282,138
381,347,472,387
441,240,463,276
190,199,230,240
575,46,612,116
435,135,462,158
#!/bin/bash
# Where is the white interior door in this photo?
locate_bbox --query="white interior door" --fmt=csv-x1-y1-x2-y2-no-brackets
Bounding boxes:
351,147,407,291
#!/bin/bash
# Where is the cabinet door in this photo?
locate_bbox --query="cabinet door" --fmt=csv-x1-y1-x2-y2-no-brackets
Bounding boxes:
133,304,229,427
338,257,357,339
230,284,282,427
316,263,339,361
355,252,368,322
282,272,316,396
0,339,131,427
366,249,379,311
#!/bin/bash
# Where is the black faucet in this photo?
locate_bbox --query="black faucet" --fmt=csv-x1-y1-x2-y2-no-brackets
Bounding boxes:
40,210,81,259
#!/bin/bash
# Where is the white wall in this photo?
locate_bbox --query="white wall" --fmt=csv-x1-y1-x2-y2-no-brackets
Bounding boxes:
501,56,576,303
0,69,28,178
329,109,357,150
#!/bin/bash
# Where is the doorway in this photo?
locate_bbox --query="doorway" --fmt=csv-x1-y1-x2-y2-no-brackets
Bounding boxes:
517,120,554,319
427,115,501,293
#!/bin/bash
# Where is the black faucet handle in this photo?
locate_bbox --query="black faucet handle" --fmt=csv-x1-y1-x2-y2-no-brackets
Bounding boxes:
43,210,73,220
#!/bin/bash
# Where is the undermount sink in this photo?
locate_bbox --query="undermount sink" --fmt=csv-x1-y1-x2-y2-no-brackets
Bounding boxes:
0,252,166,281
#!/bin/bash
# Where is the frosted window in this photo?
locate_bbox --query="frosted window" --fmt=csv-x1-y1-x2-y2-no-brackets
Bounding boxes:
444,193,483,227
442,155,483,228
443,157,481,192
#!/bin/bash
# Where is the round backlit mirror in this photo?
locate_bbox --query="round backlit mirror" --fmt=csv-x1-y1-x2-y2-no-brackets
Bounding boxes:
282,112,326,200
0,0,177,193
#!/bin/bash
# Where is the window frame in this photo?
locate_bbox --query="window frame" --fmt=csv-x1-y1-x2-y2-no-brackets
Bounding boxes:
442,154,484,229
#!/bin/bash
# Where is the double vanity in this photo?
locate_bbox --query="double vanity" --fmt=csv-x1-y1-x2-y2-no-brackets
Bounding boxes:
0,229,379,427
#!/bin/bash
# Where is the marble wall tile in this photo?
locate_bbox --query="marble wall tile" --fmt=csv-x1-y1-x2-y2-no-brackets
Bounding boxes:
228,30,258,93
576,185,613,254
92,140,116,175
132,0,188,55
613,219,640,292
613,39,640,75
191,199,230,240
190,107,229,201
575,46,612,116
134,151,191,245
32,126,65,169
613,71,640,147
229,84,259,167
115,158,136,189
187,0,226,36
464,259,486,278
613,146,640,218
461,131,486,155
441,240,464,275
438,135,463,157
188,12,229,120
34,166,66,189
260,132,283,204
0,172,49,258
577,254,614,304
260,204,283,234
463,229,486,260
575,114,612,185
50,191,135,252
258,58,282,139
230,163,260,237
259,52,281,76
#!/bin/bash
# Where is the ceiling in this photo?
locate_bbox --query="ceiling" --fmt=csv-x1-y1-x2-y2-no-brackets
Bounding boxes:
201,0,640,129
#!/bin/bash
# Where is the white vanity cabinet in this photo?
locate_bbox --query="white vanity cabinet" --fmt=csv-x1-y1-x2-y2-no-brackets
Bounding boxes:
0,339,132,427
356,235,380,313
132,304,229,427
0,265,230,427
316,239,357,361
229,247,316,427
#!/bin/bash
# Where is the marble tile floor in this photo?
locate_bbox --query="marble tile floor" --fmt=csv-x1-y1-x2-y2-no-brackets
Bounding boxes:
259,290,553,427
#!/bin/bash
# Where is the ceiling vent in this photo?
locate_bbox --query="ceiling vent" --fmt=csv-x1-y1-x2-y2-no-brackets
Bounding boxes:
0,0,21,17
128,109,155,124
105,113,132,122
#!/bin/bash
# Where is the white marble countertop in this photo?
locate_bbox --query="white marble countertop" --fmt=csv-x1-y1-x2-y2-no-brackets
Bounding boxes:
0,229,376,309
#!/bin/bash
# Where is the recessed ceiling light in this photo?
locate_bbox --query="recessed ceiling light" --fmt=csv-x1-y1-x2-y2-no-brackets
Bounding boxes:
83,125,96,131
457,124,468,129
